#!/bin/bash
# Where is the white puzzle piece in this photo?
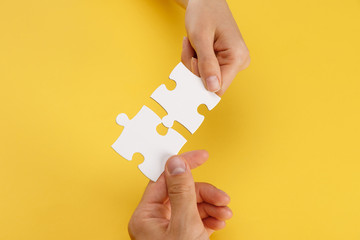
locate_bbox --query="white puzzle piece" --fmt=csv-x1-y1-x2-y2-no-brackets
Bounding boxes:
151,62,221,134
111,106,187,182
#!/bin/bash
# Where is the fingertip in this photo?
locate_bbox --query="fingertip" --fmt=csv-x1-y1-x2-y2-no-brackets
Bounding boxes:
218,220,226,229
193,149,209,161
200,149,209,160
180,150,209,169
205,75,221,92
203,217,226,231
198,202,233,221
217,189,231,206
221,190,231,204
166,156,187,176
222,206,233,220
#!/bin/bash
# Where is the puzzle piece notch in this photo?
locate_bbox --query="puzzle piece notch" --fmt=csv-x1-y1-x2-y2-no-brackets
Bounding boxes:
112,106,186,181
116,113,130,126
151,62,221,134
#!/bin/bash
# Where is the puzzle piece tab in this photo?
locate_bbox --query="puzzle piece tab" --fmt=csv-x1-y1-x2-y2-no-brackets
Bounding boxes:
151,62,221,134
111,106,187,181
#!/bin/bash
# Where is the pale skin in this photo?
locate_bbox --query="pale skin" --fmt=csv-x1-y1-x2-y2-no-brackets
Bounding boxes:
177,0,250,95
128,151,232,240
129,0,249,239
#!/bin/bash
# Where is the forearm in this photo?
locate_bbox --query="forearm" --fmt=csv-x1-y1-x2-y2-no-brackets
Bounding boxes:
174,0,188,9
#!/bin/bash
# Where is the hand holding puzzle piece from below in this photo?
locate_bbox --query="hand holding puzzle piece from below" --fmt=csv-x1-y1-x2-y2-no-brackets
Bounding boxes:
112,62,221,181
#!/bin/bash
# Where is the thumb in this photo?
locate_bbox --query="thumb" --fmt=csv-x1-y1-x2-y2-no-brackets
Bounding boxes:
165,156,200,225
192,38,222,92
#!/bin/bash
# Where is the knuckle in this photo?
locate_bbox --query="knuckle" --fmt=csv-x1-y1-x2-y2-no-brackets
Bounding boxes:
128,209,145,231
168,183,193,197
128,216,139,237
243,56,251,69
232,45,250,68
188,29,207,43
199,56,218,69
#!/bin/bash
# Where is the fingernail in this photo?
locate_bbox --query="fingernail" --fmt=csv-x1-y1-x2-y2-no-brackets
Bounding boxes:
167,156,186,175
206,76,221,92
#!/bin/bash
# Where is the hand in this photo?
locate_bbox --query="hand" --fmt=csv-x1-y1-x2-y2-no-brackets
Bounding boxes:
128,150,232,239
178,0,250,96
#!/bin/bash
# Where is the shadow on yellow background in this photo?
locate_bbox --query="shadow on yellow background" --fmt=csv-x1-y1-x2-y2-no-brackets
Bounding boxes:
1,0,360,239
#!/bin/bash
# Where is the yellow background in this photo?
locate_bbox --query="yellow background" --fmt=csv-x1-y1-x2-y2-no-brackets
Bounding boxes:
1,0,360,239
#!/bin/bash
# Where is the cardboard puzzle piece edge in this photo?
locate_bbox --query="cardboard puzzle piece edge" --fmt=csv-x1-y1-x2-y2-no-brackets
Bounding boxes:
151,62,221,134
112,62,221,181
112,105,186,181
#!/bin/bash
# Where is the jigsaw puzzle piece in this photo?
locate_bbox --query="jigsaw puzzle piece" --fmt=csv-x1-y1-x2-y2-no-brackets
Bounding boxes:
151,62,221,134
137,126,186,181
111,106,186,181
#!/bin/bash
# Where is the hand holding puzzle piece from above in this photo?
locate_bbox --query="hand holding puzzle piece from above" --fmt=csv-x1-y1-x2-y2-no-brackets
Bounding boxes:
112,62,221,181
